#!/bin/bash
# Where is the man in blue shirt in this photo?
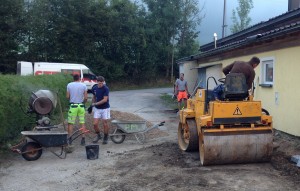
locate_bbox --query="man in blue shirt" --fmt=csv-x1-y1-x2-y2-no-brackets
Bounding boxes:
91,76,110,144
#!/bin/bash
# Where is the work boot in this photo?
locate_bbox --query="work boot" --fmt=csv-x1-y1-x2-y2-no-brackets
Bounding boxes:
92,133,102,143
80,137,85,146
65,145,74,153
102,134,108,145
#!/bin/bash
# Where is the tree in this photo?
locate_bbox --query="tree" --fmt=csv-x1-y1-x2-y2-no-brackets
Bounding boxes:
176,0,203,59
142,0,203,79
0,0,204,84
230,0,253,33
24,0,96,62
0,0,24,73
96,0,149,82
142,0,182,79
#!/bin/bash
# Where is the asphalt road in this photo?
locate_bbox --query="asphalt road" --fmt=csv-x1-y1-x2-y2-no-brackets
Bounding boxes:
109,87,178,142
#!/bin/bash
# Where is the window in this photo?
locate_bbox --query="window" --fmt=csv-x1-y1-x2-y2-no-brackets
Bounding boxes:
82,69,96,80
61,69,81,76
260,57,274,87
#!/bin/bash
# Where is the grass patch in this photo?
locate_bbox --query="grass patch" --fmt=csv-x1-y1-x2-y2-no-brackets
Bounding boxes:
160,93,178,110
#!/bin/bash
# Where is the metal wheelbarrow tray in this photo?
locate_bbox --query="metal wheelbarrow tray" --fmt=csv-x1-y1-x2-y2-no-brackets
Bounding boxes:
19,130,68,161
110,120,165,144
14,127,89,161
21,131,68,147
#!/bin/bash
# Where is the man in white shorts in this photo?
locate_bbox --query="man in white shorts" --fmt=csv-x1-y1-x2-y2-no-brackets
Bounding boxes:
91,76,110,144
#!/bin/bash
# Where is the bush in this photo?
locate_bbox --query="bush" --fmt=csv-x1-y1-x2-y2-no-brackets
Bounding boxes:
0,74,72,147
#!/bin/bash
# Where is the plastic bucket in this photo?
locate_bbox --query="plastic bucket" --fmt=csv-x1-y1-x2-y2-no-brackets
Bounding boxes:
85,144,99,160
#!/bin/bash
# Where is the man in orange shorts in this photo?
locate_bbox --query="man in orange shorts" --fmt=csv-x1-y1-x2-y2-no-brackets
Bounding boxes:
175,73,189,112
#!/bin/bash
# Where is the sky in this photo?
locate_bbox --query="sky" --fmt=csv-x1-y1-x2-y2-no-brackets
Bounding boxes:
199,0,289,45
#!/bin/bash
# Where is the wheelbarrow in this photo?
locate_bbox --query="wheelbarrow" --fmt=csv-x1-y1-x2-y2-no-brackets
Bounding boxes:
110,120,165,144
11,128,89,161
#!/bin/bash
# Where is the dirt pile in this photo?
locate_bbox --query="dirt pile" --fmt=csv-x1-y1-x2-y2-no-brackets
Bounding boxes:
72,111,300,181
105,140,300,191
271,130,300,182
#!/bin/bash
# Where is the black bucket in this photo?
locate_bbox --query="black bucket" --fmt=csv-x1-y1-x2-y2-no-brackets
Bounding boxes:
85,144,99,160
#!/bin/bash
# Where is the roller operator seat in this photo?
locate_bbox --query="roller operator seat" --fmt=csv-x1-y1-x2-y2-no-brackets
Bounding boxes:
223,73,249,101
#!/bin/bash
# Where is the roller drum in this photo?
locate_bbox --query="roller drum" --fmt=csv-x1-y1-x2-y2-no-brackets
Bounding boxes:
200,130,273,165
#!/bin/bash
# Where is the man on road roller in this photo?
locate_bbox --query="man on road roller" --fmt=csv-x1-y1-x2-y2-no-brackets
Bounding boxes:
213,56,260,100
178,56,273,165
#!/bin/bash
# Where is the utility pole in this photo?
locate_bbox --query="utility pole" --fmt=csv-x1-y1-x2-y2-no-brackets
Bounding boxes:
222,0,227,38
171,37,175,83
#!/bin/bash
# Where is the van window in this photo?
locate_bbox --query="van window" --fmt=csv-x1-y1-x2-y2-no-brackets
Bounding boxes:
82,69,96,80
83,73,97,80
62,69,81,76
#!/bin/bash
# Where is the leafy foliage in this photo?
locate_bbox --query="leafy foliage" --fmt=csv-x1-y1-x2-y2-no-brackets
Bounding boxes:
176,0,203,59
0,0,24,73
1,0,203,83
230,0,253,33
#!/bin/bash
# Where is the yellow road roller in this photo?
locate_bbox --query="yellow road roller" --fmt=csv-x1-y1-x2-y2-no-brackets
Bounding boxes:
178,73,273,165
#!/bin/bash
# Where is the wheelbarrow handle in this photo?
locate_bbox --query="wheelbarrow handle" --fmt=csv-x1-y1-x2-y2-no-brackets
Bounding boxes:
68,128,90,144
144,121,166,133
159,121,165,126
11,148,22,154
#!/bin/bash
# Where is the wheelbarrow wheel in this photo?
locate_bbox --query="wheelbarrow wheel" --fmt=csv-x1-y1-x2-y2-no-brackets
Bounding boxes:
110,129,126,144
21,142,42,161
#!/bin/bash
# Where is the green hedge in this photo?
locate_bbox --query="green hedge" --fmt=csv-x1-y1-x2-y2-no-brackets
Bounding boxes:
0,74,72,147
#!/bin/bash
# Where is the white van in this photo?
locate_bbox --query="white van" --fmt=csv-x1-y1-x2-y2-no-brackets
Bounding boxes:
17,61,98,92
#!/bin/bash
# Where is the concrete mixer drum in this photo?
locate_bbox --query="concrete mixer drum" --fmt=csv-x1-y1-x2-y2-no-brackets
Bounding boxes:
28,90,57,115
